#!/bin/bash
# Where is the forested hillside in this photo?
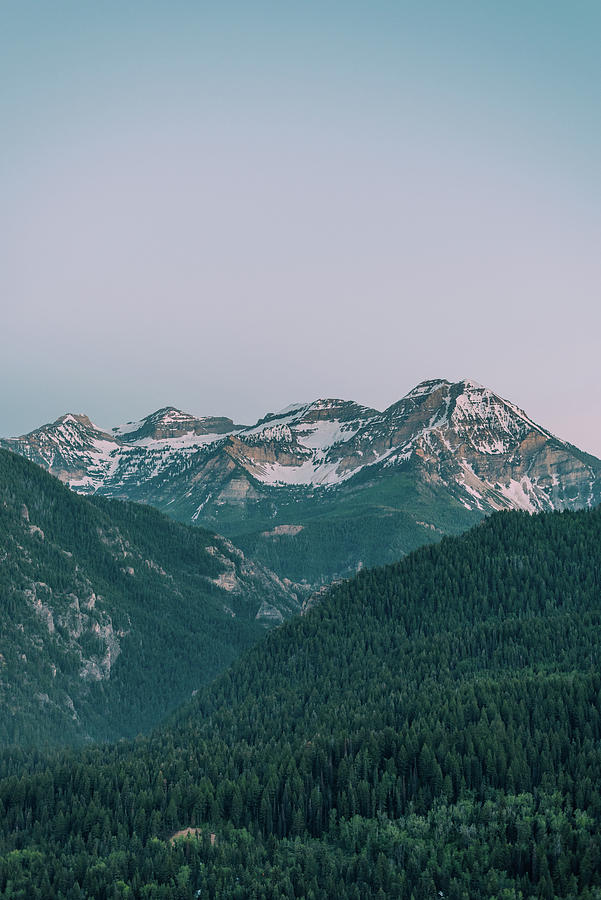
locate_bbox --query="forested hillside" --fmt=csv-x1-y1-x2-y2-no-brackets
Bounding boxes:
2,508,601,897
0,450,299,747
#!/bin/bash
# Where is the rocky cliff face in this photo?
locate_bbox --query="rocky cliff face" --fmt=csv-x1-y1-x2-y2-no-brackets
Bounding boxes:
0,449,300,747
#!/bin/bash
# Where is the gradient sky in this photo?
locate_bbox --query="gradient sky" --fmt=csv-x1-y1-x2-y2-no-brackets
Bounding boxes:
2,2,601,453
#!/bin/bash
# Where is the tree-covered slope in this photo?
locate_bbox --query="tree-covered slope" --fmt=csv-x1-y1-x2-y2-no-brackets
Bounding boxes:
0,449,299,747
230,462,476,587
2,507,601,896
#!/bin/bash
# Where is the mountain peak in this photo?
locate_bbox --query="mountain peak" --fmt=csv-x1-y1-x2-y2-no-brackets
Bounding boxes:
401,378,486,403
113,407,238,442
56,413,95,428
16,412,110,442
149,405,182,418
404,379,451,399
301,398,379,421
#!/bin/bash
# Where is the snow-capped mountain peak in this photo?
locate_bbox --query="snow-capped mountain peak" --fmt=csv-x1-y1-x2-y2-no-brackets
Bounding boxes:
402,378,452,399
111,406,239,443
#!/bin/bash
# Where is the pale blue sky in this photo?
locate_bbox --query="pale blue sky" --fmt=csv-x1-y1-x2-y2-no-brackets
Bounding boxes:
2,2,601,452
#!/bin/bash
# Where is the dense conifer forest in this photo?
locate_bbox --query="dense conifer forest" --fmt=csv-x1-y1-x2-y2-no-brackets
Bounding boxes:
2,506,601,896
0,450,296,747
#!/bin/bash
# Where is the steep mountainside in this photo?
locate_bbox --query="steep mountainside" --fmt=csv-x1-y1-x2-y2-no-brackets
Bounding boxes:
3,508,601,897
0,449,299,747
4,380,600,587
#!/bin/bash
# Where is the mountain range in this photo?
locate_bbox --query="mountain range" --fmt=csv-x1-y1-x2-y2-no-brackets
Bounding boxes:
4,378,600,588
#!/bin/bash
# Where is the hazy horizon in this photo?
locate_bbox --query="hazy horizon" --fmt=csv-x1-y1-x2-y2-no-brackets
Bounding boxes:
2,2,600,454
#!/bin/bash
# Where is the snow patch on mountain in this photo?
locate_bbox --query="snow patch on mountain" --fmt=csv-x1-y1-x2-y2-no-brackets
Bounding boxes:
497,477,540,513
404,379,451,399
257,458,349,486
295,419,361,451
111,419,145,437
125,431,229,450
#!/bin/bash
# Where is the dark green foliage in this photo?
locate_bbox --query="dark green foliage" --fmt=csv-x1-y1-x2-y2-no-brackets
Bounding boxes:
2,506,601,896
0,450,278,747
